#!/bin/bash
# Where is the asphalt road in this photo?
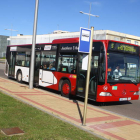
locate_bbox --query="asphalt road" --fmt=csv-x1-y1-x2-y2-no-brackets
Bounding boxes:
0,63,7,79
0,63,5,70
0,63,140,121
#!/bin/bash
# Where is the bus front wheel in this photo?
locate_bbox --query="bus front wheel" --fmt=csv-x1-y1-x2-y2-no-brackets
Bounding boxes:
61,80,71,98
17,71,22,83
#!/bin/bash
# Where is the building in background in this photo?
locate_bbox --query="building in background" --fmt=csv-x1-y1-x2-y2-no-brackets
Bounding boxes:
0,35,9,58
105,30,140,45
8,30,140,46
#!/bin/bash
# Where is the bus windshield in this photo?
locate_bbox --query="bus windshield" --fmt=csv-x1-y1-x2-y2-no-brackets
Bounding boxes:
107,52,140,84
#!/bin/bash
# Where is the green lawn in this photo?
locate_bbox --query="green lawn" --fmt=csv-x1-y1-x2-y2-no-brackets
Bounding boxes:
0,92,102,140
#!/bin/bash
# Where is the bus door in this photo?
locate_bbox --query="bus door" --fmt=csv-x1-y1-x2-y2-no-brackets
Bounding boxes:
9,51,16,77
38,50,57,87
34,51,41,85
77,54,99,100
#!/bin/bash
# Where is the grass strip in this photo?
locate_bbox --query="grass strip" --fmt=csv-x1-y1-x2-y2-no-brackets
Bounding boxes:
0,92,102,140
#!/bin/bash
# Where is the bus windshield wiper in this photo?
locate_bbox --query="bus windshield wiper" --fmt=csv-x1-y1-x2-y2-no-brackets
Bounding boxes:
129,80,137,86
109,80,137,86
109,82,117,86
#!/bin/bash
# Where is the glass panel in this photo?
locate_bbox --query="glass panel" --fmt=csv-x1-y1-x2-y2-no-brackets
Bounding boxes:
77,54,87,94
34,52,40,84
41,51,56,71
35,53,40,69
98,53,106,84
89,55,99,96
25,52,30,67
77,54,99,99
9,52,16,76
127,40,131,43
57,55,76,73
107,52,140,84
16,52,26,66
135,41,138,45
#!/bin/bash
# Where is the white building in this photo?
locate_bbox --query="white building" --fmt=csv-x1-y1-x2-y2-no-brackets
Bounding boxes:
8,30,140,46
0,35,9,58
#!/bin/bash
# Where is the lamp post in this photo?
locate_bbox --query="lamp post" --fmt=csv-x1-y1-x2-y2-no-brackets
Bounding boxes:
80,3,99,29
29,0,39,89
5,28,18,45
5,28,18,37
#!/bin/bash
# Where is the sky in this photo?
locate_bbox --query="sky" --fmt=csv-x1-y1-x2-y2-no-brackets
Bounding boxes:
0,0,140,37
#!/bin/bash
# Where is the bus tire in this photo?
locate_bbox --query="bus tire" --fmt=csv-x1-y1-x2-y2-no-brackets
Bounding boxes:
61,80,71,98
17,71,22,83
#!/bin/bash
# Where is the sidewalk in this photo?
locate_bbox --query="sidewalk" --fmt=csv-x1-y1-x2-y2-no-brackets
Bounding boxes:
0,77,140,140
0,59,5,63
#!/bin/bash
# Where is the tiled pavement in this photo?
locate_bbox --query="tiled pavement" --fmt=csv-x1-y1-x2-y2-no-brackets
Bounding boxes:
0,77,140,140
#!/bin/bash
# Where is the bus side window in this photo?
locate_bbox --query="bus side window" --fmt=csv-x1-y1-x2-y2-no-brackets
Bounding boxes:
16,52,26,67
57,55,77,74
26,61,30,67
41,51,56,71
25,52,30,67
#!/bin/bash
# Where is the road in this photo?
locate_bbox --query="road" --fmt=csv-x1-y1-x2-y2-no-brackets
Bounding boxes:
100,100,140,121
0,63,7,79
0,63,140,121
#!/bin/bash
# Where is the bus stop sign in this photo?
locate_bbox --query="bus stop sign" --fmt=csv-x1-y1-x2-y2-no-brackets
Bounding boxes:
78,27,91,53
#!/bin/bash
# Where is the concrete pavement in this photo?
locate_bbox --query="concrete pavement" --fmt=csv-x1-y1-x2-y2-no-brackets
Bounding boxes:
0,77,140,140
0,59,5,64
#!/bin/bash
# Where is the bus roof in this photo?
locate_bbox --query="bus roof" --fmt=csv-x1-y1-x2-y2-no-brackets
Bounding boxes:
52,37,79,44
7,37,140,47
52,37,107,44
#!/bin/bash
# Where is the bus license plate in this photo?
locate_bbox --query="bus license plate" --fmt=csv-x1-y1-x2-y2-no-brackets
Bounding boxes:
119,98,127,101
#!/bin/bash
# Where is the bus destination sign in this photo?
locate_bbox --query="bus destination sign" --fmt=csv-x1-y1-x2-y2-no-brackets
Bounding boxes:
60,43,78,52
108,42,138,54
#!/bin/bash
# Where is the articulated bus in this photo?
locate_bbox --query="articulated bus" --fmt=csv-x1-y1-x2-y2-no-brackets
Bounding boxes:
5,38,140,102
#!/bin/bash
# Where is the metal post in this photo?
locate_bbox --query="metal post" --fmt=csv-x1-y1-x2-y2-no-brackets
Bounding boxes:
29,0,39,89
83,26,94,125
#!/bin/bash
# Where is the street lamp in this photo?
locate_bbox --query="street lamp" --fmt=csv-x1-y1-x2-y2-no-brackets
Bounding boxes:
5,28,18,37
80,3,99,28
79,11,99,17
5,28,18,45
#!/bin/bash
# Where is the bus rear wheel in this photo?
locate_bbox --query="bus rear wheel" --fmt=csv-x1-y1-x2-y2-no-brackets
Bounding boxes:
17,71,22,83
61,80,71,98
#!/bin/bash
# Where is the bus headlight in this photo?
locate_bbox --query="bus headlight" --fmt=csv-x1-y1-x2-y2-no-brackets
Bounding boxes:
133,91,139,95
99,92,112,96
134,86,140,95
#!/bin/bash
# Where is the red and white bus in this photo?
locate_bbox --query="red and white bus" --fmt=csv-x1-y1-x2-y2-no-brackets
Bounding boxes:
5,38,140,102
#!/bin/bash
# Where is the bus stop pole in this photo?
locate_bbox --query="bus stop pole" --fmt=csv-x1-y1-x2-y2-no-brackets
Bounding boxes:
29,0,39,89
83,26,94,125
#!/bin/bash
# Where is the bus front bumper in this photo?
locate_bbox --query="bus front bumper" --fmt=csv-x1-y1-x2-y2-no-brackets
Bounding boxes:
96,95,139,102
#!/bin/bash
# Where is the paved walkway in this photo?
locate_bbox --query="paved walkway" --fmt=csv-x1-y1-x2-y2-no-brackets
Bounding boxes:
0,77,140,140
0,59,5,63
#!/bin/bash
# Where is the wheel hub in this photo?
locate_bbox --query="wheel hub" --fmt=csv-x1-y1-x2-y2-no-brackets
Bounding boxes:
62,83,70,95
